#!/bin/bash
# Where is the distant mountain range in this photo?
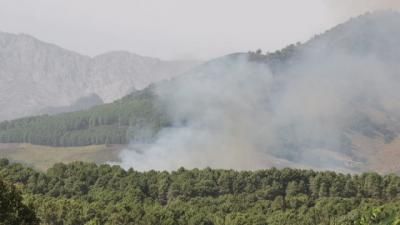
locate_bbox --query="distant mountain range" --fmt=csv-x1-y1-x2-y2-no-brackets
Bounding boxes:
0,32,198,121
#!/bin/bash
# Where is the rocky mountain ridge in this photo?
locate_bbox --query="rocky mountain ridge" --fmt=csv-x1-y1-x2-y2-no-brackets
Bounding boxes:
0,31,198,120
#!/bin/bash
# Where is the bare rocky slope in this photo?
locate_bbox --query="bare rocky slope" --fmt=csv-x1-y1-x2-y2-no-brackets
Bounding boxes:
0,32,198,121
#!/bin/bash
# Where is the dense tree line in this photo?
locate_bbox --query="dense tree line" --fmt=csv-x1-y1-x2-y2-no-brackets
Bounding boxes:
0,159,399,224
0,88,169,146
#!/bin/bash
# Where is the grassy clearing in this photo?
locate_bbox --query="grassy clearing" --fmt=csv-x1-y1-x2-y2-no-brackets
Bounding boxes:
0,143,124,171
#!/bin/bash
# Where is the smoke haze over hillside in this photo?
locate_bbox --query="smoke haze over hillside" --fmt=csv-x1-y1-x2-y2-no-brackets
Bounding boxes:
120,56,399,172
2,1,400,173
119,12,400,172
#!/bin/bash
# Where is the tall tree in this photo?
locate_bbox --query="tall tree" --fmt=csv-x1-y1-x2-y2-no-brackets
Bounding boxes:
0,179,39,225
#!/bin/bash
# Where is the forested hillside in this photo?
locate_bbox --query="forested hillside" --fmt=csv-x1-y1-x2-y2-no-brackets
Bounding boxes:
0,88,168,146
0,159,399,225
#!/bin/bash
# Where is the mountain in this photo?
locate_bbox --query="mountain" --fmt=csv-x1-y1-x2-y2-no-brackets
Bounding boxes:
0,32,198,121
2,11,400,173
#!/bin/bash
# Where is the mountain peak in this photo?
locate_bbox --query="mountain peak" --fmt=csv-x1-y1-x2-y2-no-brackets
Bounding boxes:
93,50,159,62
0,31,198,121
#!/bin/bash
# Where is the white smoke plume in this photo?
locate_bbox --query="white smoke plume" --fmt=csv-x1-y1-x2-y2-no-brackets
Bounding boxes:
119,11,400,172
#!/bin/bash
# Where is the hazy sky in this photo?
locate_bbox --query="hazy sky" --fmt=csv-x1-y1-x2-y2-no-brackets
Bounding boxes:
0,0,398,60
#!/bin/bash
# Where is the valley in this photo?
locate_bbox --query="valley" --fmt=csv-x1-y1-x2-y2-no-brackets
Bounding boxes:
1,4,400,224
2,11,400,173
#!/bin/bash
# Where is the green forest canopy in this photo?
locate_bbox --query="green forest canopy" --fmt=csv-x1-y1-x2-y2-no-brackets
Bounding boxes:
0,87,169,147
0,176,38,225
0,159,399,225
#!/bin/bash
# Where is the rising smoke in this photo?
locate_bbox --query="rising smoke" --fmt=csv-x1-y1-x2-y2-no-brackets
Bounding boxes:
119,11,400,172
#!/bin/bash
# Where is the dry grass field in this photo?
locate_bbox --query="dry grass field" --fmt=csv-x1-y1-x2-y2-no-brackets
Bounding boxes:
0,143,124,171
